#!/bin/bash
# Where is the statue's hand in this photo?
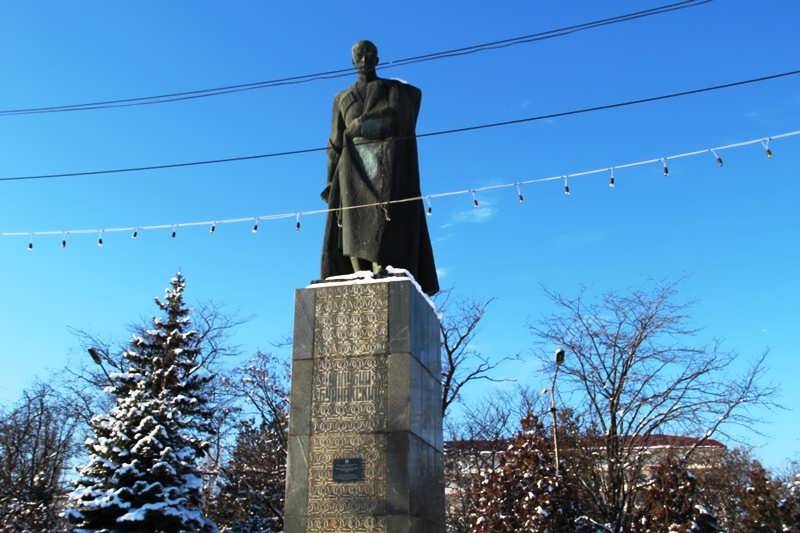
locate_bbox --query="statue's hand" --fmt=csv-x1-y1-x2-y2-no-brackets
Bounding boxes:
345,117,362,138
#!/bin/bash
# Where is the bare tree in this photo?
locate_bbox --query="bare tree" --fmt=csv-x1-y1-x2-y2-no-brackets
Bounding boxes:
531,282,777,532
0,383,81,531
437,291,513,416
206,351,290,532
222,351,290,445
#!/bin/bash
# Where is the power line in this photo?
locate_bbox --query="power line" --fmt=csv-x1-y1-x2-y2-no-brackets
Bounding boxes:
3,129,796,243
2,68,798,183
0,0,711,117
416,70,800,137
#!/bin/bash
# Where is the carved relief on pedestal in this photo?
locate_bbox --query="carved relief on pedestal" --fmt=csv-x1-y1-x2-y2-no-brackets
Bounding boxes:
307,515,387,533
307,433,387,531
312,355,387,433
314,284,389,357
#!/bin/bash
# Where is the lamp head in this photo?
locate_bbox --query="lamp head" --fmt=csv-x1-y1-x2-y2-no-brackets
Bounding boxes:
88,347,102,366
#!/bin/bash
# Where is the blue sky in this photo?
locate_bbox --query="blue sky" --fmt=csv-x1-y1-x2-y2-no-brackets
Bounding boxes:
0,1,798,467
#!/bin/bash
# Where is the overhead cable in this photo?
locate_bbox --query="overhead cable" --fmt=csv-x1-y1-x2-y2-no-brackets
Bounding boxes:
0,0,711,117
1,67,798,183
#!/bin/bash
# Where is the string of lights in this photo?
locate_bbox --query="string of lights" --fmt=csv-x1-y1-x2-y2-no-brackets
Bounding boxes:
2,68,798,183
4,129,796,251
0,0,710,117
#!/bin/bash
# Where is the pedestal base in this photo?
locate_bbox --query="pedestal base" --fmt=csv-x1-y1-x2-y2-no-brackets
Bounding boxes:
285,278,444,533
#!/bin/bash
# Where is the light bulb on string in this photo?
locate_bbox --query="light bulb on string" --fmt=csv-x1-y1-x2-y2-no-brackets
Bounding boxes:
761,138,773,158
295,213,302,231
6,129,795,249
209,222,217,235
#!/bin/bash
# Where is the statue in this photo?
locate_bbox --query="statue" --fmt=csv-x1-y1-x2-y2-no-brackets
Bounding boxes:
320,40,439,296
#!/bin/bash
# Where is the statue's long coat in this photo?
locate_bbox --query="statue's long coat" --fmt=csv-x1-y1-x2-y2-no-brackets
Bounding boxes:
321,78,439,295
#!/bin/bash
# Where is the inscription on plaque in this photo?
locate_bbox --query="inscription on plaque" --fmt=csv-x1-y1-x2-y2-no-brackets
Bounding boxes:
333,457,364,482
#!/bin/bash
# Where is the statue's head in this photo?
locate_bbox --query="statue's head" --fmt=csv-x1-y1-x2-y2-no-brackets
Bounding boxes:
351,40,379,75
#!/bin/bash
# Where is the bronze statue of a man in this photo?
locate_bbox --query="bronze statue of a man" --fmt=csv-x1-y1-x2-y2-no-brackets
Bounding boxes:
320,40,439,295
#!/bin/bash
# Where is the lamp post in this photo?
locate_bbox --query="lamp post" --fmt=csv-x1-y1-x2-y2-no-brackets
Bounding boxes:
88,347,113,383
550,347,565,476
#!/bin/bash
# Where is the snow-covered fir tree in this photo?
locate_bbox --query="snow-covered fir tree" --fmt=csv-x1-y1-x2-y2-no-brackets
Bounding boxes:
65,273,217,532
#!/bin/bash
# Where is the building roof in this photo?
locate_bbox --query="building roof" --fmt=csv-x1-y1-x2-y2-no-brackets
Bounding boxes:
631,434,724,448
444,434,724,453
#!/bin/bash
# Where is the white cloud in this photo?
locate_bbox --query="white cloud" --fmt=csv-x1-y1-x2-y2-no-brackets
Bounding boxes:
436,267,449,279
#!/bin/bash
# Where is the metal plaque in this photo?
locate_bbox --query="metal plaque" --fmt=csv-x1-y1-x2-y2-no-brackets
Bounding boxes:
332,457,364,483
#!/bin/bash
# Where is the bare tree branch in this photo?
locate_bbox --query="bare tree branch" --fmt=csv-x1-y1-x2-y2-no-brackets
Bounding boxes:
531,281,778,532
436,291,515,416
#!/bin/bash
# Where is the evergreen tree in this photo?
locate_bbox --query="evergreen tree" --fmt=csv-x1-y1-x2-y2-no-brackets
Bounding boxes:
65,273,217,532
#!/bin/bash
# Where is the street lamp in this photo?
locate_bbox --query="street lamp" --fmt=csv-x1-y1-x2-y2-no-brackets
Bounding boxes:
88,347,113,383
550,348,565,475
87,347,102,365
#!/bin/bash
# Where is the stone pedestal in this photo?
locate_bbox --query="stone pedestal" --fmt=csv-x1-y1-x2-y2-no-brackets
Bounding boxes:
285,278,445,533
